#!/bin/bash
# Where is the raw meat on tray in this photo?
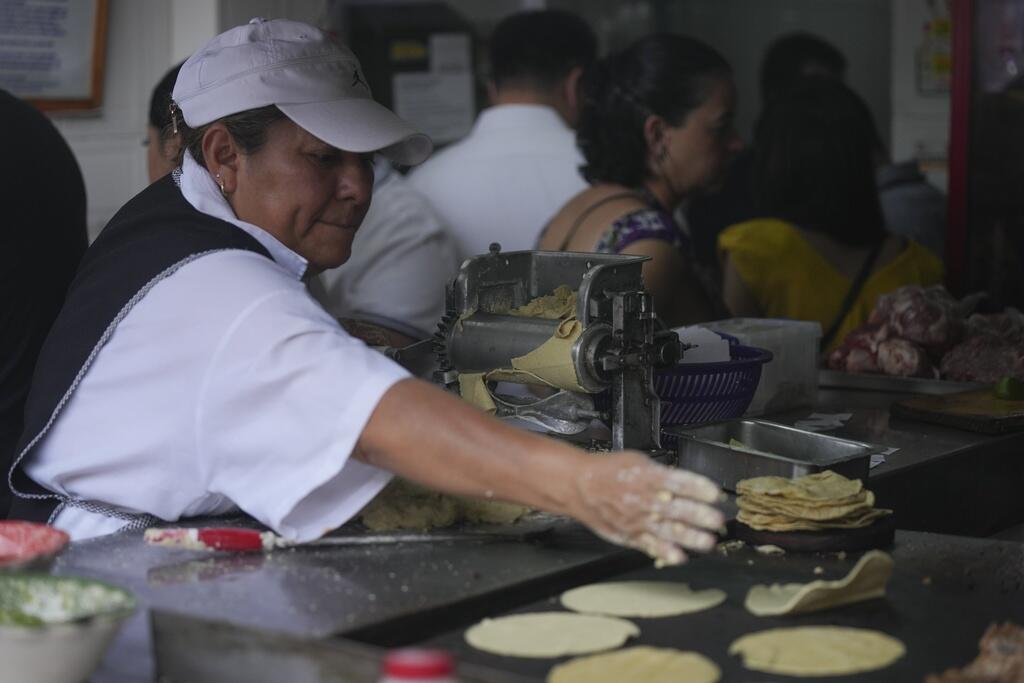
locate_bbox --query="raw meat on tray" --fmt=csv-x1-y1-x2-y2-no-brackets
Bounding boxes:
828,285,1024,383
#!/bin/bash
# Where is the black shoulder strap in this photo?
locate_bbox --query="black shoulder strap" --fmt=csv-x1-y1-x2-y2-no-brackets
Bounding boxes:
820,238,887,351
554,191,643,251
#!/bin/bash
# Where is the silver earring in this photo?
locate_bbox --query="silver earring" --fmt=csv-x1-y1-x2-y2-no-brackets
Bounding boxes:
215,172,226,196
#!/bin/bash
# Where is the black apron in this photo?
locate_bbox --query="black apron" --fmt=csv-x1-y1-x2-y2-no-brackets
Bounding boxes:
6,174,271,524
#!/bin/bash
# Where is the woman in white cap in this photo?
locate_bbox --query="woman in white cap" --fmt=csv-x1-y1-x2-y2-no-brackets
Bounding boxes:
7,19,723,566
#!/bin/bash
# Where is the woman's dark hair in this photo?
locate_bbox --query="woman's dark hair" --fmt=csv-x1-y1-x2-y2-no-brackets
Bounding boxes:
149,62,183,131
489,10,596,92
759,33,846,105
172,104,288,167
577,33,731,187
753,77,885,247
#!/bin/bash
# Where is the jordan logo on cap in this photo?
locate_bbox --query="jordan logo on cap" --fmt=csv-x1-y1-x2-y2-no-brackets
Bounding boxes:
352,68,366,90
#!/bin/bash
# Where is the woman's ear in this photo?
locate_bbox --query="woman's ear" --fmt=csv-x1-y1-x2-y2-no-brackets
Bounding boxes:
643,114,670,176
562,65,585,126
201,123,240,194
643,113,667,152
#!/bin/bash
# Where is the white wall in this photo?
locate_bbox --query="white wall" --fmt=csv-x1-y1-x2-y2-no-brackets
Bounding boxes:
47,0,218,240
890,0,951,191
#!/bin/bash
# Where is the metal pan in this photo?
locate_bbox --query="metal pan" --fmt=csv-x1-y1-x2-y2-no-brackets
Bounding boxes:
666,419,882,491
819,369,985,395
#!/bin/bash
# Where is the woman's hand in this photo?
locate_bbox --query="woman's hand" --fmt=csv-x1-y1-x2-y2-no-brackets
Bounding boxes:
358,380,724,567
569,451,725,566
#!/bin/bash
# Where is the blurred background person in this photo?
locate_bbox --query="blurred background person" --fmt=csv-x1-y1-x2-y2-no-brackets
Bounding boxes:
0,89,87,517
718,78,943,353
686,32,847,275
409,9,596,260
876,151,947,259
538,33,740,327
145,62,184,182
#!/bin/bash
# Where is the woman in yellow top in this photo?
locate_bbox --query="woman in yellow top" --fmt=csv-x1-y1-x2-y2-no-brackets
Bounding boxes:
719,78,943,353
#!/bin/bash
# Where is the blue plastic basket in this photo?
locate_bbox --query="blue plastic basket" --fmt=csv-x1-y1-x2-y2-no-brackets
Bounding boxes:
655,344,773,428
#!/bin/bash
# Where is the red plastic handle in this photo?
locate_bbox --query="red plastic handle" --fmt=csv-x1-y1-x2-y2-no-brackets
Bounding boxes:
195,528,264,551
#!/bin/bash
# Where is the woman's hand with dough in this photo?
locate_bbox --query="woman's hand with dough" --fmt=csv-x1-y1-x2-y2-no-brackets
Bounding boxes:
571,451,724,565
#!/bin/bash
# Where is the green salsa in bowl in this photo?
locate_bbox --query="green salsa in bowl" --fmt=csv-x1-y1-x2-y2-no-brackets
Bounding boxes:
0,574,136,683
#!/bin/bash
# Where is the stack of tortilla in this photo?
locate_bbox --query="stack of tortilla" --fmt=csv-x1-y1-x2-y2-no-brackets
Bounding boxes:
736,471,891,532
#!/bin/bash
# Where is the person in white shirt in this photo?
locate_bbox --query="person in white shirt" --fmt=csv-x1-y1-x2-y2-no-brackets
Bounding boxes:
9,19,723,571
314,157,459,343
408,10,594,260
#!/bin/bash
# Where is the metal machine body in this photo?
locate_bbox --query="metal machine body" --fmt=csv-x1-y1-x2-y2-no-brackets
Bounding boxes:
434,248,681,450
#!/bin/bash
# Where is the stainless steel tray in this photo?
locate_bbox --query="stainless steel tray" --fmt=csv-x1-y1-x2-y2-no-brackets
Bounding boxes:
818,369,985,395
666,419,881,491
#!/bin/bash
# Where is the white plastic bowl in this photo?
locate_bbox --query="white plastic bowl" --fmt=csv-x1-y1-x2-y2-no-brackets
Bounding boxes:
0,574,136,683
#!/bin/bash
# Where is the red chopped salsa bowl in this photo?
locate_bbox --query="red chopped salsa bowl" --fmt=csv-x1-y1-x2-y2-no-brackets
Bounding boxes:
0,521,70,571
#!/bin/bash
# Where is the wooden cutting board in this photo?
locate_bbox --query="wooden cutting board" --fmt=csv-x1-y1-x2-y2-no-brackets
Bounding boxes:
891,389,1024,434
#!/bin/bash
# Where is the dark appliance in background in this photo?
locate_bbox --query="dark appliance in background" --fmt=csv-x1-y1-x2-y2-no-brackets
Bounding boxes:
948,0,1024,308
335,3,479,151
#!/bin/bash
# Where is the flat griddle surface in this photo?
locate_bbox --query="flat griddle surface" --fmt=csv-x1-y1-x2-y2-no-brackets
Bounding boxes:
55,516,639,640
413,532,1024,681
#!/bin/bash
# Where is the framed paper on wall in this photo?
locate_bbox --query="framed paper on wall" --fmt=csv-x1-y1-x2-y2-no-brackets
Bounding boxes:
0,0,108,111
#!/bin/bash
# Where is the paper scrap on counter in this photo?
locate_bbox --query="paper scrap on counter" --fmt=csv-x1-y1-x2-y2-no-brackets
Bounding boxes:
794,413,853,432
870,447,899,469
672,325,731,363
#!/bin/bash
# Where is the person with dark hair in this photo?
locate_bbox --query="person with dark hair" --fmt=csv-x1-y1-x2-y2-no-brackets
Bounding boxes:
718,78,943,353
759,32,847,105
409,9,597,259
145,62,184,182
0,89,87,518
8,20,723,574
538,33,740,326
760,32,948,259
686,31,847,275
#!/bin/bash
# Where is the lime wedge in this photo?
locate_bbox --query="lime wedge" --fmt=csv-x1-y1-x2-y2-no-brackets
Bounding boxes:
994,377,1024,401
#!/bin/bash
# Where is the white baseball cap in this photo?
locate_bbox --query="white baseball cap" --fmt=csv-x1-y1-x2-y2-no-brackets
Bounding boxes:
172,18,432,166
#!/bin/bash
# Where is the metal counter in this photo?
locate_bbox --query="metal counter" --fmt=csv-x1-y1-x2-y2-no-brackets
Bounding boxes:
54,519,638,642
769,387,1024,536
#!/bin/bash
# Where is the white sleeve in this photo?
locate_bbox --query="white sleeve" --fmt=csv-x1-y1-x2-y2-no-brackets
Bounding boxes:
195,289,409,542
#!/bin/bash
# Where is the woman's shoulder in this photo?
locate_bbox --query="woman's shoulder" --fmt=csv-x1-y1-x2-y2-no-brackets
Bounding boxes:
540,184,649,250
719,217,800,252
570,184,648,213
603,202,686,254
887,237,945,282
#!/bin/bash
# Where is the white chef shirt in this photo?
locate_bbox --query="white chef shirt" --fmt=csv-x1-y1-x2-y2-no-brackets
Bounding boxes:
316,159,460,338
25,153,406,542
408,104,588,261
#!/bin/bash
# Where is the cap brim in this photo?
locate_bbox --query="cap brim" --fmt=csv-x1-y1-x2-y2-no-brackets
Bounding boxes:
279,98,433,166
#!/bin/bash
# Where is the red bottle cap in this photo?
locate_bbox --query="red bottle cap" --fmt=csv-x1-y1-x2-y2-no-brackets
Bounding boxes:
383,649,454,678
